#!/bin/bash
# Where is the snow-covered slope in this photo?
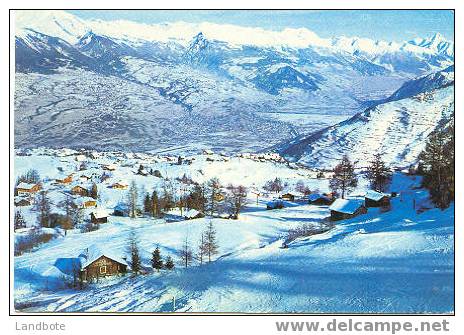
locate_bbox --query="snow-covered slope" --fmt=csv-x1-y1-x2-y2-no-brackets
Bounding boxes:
13,151,454,313
14,10,453,153
279,69,454,169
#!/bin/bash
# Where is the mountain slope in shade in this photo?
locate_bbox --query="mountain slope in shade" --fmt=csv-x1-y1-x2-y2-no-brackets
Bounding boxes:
279,70,454,169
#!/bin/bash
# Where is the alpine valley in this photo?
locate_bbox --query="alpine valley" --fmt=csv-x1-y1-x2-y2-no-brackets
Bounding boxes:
15,10,454,162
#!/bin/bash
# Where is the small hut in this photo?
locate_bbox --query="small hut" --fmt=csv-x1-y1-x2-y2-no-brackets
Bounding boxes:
281,193,295,201
90,209,109,224
78,245,127,281
308,193,332,205
266,199,284,210
329,199,367,221
364,190,391,208
16,182,41,195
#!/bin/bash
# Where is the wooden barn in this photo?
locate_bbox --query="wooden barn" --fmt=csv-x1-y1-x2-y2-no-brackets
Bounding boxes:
74,196,97,209
308,193,332,205
113,203,129,217
71,185,89,196
280,193,295,201
55,173,73,184
16,182,41,195
329,199,367,221
364,190,391,208
110,181,128,190
78,245,127,281
90,209,109,224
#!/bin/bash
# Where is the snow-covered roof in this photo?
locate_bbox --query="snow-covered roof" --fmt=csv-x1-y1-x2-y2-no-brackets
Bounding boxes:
329,198,365,214
365,190,389,201
79,244,127,269
91,209,109,219
308,193,330,201
16,182,37,190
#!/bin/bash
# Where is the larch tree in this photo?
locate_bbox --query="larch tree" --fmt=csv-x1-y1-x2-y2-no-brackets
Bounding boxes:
204,220,219,262
179,236,193,268
329,155,358,199
34,190,52,228
127,180,139,218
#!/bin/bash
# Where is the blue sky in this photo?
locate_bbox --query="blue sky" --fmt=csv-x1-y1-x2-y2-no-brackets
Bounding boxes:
68,10,454,42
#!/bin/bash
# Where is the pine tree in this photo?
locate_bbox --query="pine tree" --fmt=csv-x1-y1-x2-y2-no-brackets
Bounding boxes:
366,153,392,192
164,256,175,270
151,246,163,272
127,229,141,274
143,193,152,214
14,210,26,230
329,155,358,199
204,220,219,262
34,190,51,227
418,120,454,209
90,183,98,200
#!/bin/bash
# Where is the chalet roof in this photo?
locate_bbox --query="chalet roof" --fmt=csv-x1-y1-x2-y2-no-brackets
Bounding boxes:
91,209,109,219
365,190,389,201
16,182,37,190
74,196,96,205
308,193,330,202
79,244,127,269
329,198,365,214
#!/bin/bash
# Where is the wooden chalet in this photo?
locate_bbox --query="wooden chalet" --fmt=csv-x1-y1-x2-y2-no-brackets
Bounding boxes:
113,204,128,217
90,209,109,224
329,199,367,221
110,181,128,190
71,185,89,196
308,193,332,206
55,173,73,184
364,190,391,208
79,245,127,281
74,196,97,209
16,182,41,195
280,193,295,201
102,164,116,171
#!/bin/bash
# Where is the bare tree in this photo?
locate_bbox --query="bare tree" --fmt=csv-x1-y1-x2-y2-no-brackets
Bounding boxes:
203,220,219,262
127,181,138,218
34,190,52,227
179,236,193,268
225,184,248,219
329,155,358,199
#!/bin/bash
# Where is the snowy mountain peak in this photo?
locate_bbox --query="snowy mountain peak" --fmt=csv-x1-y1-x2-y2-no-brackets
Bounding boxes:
15,10,88,43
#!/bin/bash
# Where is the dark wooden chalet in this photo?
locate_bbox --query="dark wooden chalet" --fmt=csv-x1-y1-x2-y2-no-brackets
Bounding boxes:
364,190,391,208
308,193,332,205
280,193,295,201
79,245,127,281
329,199,367,221
90,209,109,224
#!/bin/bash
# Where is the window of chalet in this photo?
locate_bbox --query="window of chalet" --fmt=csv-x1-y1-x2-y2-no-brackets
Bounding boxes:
99,266,107,275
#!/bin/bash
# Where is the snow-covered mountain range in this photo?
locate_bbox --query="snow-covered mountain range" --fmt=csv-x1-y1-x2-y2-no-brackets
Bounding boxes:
278,67,454,169
14,10,454,156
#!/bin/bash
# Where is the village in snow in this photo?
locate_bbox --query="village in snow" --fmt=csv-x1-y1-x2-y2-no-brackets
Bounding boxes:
12,10,454,314
13,145,454,313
